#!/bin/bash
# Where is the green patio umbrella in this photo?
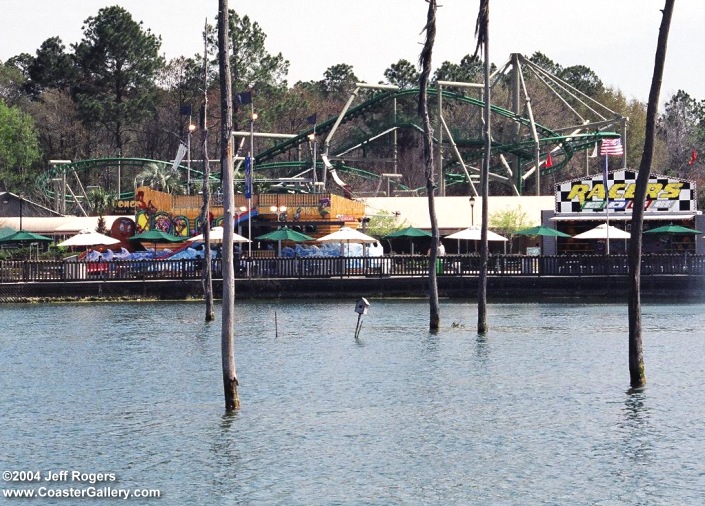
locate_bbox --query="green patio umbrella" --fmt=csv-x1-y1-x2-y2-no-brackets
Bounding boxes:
128,230,183,255
0,230,53,244
255,228,314,242
384,226,431,254
255,228,313,256
0,227,18,240
516,225,572,238
384,226,432,239
644,224,702,234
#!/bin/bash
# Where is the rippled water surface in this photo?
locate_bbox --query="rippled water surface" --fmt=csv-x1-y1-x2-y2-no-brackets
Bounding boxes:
1,299,704,505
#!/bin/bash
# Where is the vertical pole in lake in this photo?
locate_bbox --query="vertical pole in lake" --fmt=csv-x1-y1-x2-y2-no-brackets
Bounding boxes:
219,0,239,411
201,19,214,322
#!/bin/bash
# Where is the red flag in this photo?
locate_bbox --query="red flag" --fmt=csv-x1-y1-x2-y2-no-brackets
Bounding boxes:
545,153,553,168
688,150,697,165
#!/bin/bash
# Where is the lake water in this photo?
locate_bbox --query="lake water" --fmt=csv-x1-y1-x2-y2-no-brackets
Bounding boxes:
1,299,704,505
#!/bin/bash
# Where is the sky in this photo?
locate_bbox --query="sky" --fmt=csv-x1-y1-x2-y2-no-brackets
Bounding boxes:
2,1,703,104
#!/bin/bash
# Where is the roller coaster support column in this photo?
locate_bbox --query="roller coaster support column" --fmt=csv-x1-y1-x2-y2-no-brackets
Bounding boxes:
437,84,444,196
323,83,398,191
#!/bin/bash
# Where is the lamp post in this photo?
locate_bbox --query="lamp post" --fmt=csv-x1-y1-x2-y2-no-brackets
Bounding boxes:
270,204,287,223
187,122,196,194
269,205,288,255
247,112,258,258
308,132,317,184
469,196,476,227
18,192,24,231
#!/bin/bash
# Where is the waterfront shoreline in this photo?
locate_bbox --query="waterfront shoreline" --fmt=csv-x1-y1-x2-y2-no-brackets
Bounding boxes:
2,274,704,303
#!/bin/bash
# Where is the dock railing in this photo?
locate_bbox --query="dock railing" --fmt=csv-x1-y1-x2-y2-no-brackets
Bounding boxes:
1,254,704,283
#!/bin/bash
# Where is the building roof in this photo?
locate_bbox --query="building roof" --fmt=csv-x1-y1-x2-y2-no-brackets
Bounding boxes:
0,216,125,236
0,192,63,218
362,196,556,232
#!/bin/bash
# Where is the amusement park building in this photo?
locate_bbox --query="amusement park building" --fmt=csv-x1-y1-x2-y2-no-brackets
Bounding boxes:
1,170,703,256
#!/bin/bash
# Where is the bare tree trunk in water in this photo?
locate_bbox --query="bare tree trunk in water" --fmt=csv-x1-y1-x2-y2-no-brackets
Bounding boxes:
474,0,490,334
419,0,440,331
628,0,674,388
200,20,214,322
219,0,239,411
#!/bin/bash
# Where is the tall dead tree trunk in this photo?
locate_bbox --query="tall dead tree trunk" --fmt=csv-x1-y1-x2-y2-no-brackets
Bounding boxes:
474,0,490,333
219,0,240,411
200,20,215,322
419,0,441,331
628,0,674,388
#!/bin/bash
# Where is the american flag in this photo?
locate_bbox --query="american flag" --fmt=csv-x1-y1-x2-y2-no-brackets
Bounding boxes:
600,138,623,156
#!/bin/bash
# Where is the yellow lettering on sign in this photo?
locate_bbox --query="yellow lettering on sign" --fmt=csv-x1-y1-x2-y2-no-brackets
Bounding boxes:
623,184,636,199
609,183,627,199
566,184,590,202
646,183,663,199
660,182,683,199
587,185,606,200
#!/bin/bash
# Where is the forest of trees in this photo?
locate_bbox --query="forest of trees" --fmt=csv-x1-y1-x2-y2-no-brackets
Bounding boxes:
1,5,704,207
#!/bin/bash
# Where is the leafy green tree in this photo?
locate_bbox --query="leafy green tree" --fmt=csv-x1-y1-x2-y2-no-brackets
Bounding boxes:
433,54,483,83
366,210,405,238
659,90,705,171
384,59,419,89
225,10,289,92
135,162,183,194
527,51,563,76
320,63,358,95
560,64,604,96
0,60,30,106
86,186,115,216
26,37,76,97
72,6,164,155
0,100,41,190
489,206,530,253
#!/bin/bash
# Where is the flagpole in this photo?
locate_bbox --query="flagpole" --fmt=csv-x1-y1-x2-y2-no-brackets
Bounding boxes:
604,154,610,255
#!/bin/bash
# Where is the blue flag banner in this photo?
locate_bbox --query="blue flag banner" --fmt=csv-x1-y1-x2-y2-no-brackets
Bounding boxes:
307,113,317,125
236,91,252,105
244,156,252,199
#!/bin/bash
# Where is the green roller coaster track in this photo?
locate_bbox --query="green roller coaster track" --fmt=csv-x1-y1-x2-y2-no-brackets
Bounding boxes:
38,87,619,203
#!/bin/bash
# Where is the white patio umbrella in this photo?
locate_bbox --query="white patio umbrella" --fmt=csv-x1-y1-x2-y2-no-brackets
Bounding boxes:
317,226,377,255
317,226,377,244
445,226,508,242
57,229,121,247
572,223,631,240
187,226,250,244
